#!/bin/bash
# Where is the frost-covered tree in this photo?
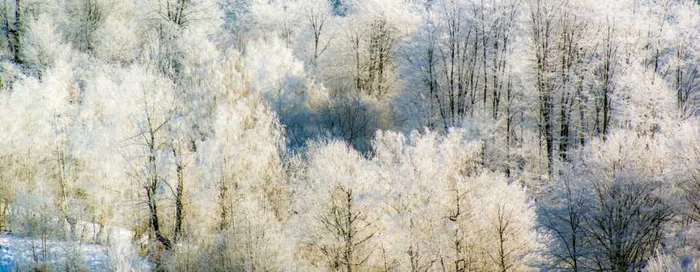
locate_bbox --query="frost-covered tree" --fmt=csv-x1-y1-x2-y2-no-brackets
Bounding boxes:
372,129,544,271
115,67,178,252
291,141,380,271
541,130,676,270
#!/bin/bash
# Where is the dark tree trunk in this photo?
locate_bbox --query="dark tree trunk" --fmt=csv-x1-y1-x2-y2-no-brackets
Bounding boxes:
172,145,185,243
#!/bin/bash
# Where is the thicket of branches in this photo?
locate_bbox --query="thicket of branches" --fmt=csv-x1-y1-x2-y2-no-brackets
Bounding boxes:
0,0,699,270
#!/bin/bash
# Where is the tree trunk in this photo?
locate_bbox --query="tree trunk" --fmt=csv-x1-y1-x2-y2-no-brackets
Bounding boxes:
172,145,185,243
7,0,22,64
147,186,172,250
147,127,171,250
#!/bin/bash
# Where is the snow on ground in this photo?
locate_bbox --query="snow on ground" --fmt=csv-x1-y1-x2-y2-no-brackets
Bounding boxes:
0,228,152,272
0,215,154,271
0,233,109,271
0,239,11,271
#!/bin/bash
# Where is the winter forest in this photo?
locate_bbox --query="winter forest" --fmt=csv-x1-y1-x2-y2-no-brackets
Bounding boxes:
0,0,699,270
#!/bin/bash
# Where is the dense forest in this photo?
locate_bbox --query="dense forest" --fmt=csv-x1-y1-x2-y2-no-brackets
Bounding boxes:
0,0,699,270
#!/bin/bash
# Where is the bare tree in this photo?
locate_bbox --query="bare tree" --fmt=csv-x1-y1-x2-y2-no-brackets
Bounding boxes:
68,0,104,52
584,173,672,271
123,86,176,251
529,0,557,176
315,185,376,272
540,172,588,271
306,3,332,65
